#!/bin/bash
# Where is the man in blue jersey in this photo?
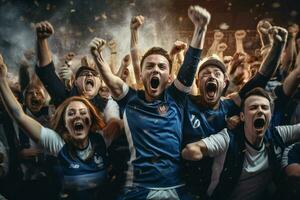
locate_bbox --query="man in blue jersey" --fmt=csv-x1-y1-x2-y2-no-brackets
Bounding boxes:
89,5,211,200
182,26,289,197
182,87,300,200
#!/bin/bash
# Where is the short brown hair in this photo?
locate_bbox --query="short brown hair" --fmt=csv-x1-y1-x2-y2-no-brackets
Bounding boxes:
140,47,172,72
50,96,105,143
240,87,272,112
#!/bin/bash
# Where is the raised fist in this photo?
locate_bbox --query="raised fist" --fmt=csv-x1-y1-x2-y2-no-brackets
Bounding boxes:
217,43,228,52
257,20,272,35
64,52,75,62
131,15,144,30
235,30,247,40
122,54,131,66
36,21,54,39
107,40,117,51
214,31,224,42
170,40,187,56
288,24,299,38
89,37,107,57
188,5,211,29
0,54,8,79
269,26,288,44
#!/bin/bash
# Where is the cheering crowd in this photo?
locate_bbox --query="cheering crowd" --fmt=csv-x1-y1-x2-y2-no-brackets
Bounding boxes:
0,4,300,200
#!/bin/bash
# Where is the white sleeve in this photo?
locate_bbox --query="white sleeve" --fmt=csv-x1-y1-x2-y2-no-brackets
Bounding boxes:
276,123,300,144
113,83,129,101
202,128,230,157
103,96,120,123
39,126,65,156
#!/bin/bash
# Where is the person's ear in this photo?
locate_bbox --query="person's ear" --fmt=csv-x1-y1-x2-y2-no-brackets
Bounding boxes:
240,112,245,122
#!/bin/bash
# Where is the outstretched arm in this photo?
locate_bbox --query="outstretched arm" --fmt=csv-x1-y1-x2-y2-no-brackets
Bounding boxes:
169,40,187,79
90,38,125,99
36,21,53,67
233,26,288,105
257,20,273,59
206,30,224,57
234,30,247,54
107,39,118,75
281,24,299,75
175,5,210,91
130,15,144,86
0,54,42,143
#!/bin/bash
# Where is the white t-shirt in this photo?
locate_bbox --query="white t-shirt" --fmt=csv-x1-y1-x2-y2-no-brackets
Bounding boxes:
103,96,120,123
202,123,300,198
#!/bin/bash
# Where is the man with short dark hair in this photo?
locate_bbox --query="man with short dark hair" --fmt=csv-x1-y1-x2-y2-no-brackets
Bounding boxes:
90,5,211,199
182,87,300,200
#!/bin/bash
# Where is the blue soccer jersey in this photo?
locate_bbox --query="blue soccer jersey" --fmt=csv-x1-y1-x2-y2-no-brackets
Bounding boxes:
40,127,108,199
57,133,108,192
118,85,187,188
116,46,201,189
183,96,240,144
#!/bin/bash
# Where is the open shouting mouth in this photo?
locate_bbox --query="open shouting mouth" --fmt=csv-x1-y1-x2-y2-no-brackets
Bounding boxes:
253,117,266,131
150,77,160,90
85,78,95,91
205,80,218,100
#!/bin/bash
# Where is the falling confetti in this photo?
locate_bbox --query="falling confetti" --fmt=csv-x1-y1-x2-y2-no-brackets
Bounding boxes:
88,27,94,33
178,16,183,22
272,2,280,8
290,10,298,17
94,16,101,21
46,4,51,11
70,1,74,5
219,22,229,30
101,13,107,20
70,9,76,13
34,0,39,7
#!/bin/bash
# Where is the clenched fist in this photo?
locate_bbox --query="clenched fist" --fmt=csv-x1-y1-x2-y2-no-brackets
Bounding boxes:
131,15,144,30
269,26,288,44
288,24,299,38
257,20,272,35
235,30,247,40
107,39,117,51
89,37,106,57
188,5,211,29
36,21,54,39
170,40,187,56
214,31,224,42
217,43,228,52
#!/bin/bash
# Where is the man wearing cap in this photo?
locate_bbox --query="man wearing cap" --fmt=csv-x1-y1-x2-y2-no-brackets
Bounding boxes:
182,87,300,200
34,21,119,122
182,26,288,198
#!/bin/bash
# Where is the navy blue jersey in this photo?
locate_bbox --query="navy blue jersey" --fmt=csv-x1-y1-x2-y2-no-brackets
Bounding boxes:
118,84,187,188
182,96,239,196
57,133,108,191
183,96,240,144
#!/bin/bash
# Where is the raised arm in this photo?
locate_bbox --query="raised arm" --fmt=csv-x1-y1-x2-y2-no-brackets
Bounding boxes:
175,5,210,91
206,30,224,57
130,15,144,86
233,26,288,105
107,39,118,75
35,21,68,106
234,30,247,54
216,42,228,60
36,21,53,66
169,40,187,79
0,54,42,143
281,24,299,76
257,20,273,59
90,38,125,99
